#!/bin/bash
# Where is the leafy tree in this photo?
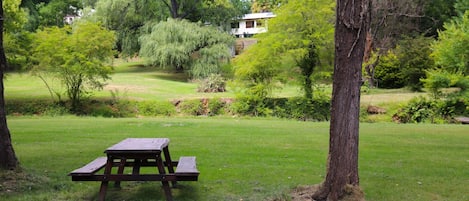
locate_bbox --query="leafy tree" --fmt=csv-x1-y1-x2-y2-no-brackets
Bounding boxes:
139,19,234,79
31,21,116,111
4,0,27,31
27,0,82,28
370,36,434,90
398,36,435,91
3,0,32,70
454,0,469,17
373,50,404,88
312,0,370,200
0,0,19,170
200,0,251,29
93,0,166,56
422,69,464,98
251,0,285,12
419,0,457,37
267,0,334,100
233,0,335,101
432,11,469,75
92,0,247,57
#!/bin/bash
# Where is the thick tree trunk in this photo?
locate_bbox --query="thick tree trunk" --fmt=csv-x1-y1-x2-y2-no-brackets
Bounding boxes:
312,0,370,200
0,0,19,170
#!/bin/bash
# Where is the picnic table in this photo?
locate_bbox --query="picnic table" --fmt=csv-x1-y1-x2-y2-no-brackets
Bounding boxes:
69,138,199,201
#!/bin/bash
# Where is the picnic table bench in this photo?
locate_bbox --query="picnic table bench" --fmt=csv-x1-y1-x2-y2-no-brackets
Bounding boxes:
69,138,199,201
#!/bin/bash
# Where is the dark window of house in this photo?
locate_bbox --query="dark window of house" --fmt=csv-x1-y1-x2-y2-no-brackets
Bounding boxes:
246,20,254,28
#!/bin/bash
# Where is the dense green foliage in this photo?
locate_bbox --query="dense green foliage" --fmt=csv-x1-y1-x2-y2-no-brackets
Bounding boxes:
31,21,116,111
397,36,435,91
139,19,234,79
373,36,434,90
432,11,469,75
21,0,82,30
90,0,249,56
3,0,468,121
394,94,469,123
233,0,334,117
373,51,403,89
3,0,31,70
92,0,166,56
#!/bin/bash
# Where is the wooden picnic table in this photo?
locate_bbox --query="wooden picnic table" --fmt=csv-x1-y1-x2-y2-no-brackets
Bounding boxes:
69,138,199,201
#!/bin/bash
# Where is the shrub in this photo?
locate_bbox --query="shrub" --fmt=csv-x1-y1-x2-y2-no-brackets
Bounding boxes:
374,51,405,88
178,99,204,116
5,100,60,115
137,101,176,116
393,96,445,123
230,94,272,117
80,99,136,118
278,96,330,121
394,97,436,123
207,97,226,116
197,74,226,93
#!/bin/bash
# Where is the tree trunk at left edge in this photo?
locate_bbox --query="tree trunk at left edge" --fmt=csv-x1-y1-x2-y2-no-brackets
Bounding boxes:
0,0,19,170
312,0,370,200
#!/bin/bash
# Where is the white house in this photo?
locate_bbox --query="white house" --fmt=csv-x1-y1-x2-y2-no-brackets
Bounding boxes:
231,12,276,38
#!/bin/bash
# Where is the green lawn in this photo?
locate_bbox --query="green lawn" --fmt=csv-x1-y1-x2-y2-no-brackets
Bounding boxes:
2,116,468,201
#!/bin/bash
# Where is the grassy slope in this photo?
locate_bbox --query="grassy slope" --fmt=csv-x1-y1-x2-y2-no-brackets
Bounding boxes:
5,60,421,104
2,117,469,201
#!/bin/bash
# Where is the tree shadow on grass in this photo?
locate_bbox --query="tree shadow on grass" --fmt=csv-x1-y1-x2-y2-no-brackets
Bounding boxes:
116,65,190,83
149,72,189,83
101,182,199,201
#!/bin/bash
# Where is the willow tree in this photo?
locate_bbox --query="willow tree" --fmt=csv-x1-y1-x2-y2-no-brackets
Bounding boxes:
312,0,370,200
139,19,234,79
93,0,166,56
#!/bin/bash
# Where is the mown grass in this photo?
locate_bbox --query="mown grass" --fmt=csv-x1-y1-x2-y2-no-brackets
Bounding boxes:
2,116,468,201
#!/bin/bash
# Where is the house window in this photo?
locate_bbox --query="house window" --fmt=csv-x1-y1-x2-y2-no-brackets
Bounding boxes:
246,20,254,28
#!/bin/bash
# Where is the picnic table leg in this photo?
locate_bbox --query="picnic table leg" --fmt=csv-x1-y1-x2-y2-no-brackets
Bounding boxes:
163,146,177,187
99,157,113,201
132,159,142,175
114,158,126,188
156,155,173,201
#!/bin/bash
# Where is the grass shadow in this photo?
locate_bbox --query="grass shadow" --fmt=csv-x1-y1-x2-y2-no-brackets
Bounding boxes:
149,72,189,83
100,182,199,201
114,63,190,83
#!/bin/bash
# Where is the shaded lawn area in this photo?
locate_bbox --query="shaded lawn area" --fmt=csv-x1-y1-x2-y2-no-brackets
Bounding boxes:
2,117,469,201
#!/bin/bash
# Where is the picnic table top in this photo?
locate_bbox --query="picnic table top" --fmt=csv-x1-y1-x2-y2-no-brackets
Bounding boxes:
105,138,170,154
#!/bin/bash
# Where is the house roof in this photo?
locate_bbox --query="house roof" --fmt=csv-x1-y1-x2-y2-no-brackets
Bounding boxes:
240,12,276,20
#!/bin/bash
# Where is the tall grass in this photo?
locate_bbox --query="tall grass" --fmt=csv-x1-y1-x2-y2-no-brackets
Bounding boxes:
2,116,468,201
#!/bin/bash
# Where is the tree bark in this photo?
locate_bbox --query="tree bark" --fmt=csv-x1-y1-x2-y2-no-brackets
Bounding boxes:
312,0,370,200
0,0,19,170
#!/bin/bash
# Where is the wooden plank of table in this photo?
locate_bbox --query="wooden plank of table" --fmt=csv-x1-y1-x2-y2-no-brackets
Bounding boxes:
105,138,170,154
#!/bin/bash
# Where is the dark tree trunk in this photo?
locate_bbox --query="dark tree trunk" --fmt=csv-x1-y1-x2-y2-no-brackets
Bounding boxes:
0,0,19,170
312,0,370,200
161,0,201,20
169,0,180,18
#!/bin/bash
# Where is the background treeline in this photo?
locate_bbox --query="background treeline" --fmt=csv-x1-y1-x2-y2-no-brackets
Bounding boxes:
3,0,469,122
